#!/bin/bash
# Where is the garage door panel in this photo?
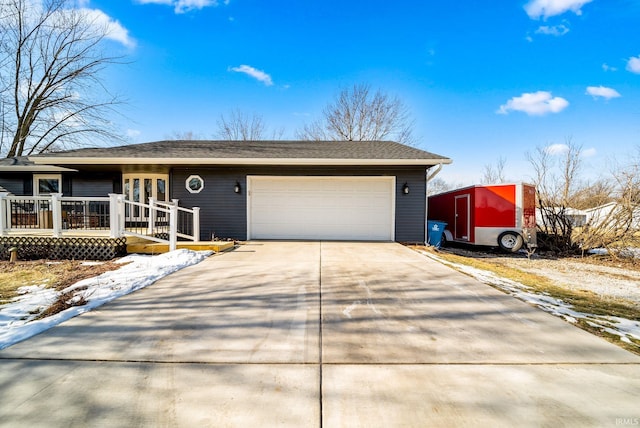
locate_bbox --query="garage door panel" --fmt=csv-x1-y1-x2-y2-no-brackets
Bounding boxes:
248,177,394,241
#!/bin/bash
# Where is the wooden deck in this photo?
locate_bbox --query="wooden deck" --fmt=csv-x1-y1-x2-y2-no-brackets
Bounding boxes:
125,237,235,254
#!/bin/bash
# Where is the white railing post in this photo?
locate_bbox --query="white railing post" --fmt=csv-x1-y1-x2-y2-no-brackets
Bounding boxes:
117,194,126,236
108,194,120,238
148,197,156,235
193,207,200,242
171,198,179,206
51,193,62,238
0,193,8,237
169,204,178,251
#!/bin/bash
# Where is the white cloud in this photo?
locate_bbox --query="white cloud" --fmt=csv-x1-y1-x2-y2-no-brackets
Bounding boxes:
545,144,596,157
127,129,142,138
535,24,570,36
602,63,617,72
53,110,83,128
80,8,135,48
497,91,569,116
229,65,273,86
18,1,134,48
135,0,223,14
586,86,621,100
545,143,570,155
627,56,640,74
524,0,593,19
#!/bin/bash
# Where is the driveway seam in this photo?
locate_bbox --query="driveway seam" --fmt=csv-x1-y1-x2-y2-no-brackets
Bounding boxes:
318,241,324,428
1,358,637,366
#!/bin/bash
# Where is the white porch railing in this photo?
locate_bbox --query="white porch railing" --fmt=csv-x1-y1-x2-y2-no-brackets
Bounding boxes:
0,192,200,252
149,198,200,242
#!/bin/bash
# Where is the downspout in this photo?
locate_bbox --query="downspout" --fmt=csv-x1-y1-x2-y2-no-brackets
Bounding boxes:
424,163,444,245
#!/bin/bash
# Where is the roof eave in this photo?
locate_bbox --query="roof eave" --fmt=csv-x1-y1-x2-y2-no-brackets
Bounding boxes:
0,165,78,172
28,157,453,166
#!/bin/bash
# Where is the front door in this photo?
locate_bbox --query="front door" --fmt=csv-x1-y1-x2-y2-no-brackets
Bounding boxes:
454,194,469,241
122,174,169,219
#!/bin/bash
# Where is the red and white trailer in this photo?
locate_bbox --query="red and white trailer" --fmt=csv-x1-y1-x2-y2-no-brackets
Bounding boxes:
427,183,537,252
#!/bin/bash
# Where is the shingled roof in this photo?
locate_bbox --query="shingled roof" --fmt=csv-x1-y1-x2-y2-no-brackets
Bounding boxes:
0,156,76,172
29,140,451,166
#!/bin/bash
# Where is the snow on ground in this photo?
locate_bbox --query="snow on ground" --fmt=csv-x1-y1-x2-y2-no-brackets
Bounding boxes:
0,249,212,350
417,250,640,346
3,247,637,352
588,247,640,258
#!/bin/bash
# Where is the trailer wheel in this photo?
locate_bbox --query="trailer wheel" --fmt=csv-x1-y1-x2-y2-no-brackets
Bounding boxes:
440,233,447,248
498,231,524,252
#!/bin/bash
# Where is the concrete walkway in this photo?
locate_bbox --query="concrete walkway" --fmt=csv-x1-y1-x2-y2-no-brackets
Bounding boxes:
0,242,638,427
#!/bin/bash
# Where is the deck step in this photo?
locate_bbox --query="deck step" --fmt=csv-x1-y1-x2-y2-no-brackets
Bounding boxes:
126,239,235,254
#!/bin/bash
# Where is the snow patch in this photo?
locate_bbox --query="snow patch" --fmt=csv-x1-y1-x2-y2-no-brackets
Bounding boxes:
0,249,212,350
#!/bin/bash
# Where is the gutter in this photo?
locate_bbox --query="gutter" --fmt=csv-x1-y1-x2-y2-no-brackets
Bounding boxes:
28,156,453,167
0,165,77,172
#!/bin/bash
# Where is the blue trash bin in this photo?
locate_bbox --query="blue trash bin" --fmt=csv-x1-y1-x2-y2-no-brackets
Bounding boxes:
427,220,447,248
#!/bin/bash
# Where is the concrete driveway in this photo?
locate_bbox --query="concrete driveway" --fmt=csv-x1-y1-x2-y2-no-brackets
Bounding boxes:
0,242,638,427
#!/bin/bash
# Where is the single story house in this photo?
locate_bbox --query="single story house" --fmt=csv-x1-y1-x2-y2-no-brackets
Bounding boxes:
585,202,640,230
536,206,588,228
1,140,451,243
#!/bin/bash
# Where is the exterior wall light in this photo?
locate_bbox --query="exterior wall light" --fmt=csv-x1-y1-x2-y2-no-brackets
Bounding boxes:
402,182,410,195
234,181,242,194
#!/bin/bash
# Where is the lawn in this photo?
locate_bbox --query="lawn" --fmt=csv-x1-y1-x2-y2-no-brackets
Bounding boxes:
0,260,121,305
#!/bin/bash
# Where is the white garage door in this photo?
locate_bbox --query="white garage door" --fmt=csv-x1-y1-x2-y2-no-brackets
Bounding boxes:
248,176,395,241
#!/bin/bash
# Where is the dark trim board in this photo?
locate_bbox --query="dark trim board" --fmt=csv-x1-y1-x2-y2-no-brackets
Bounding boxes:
171,166,429,243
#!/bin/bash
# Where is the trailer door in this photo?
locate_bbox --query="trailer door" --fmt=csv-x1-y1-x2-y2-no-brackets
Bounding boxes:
455,194,470,241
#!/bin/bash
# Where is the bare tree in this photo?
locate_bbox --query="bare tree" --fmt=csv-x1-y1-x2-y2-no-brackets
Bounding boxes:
165,130,203,140
214,109,284,140
0,0,124,158
480,156,507,184
571,178,614,210
526,139,585,254
296,83,415,145
575,147,640,257
560,138,583,203
427,177,451,196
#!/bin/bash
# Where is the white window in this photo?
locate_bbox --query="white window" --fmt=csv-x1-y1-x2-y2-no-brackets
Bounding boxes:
186,175,204,194
33,174,62,196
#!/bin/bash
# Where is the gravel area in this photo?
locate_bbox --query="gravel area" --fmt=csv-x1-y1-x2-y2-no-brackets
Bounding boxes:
441,248,640,305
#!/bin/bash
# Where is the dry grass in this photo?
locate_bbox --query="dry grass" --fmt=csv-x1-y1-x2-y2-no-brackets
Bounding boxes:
0,260,122,306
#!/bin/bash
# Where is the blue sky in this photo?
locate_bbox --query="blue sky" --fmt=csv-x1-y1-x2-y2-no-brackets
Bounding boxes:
87,0,639,185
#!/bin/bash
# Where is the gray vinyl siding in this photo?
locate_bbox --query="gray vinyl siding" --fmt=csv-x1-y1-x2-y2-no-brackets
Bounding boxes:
394,170,427,243
0,176,30,195
171,168,247,241
71,175,119,197
1,173,120,197
171,166,428,243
